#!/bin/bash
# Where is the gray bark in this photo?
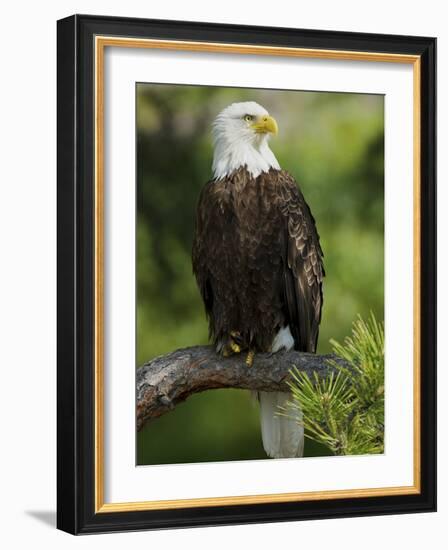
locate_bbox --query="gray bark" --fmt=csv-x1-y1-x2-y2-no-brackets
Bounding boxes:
137,345,345,431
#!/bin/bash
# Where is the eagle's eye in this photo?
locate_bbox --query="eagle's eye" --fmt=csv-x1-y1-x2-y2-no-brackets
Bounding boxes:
244,114,253,122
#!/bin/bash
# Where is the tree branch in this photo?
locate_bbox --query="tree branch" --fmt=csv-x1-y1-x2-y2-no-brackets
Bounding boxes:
137,345,346,431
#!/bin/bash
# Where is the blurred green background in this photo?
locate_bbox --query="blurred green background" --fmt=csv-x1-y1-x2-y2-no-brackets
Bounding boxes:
136,84,384,465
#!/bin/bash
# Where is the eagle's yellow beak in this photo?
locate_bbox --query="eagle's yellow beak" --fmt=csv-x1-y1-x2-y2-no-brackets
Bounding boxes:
252,115,278,135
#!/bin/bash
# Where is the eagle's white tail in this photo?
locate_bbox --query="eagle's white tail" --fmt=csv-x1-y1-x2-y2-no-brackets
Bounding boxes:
258,325,304,458
258,391,304,458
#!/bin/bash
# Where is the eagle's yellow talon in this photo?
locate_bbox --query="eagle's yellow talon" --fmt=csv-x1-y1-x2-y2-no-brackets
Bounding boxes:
246,350,255,367
230,342,241,353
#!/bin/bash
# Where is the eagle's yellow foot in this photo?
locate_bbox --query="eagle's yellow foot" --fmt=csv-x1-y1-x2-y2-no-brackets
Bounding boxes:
230,342,241,353
245,349,255,367
229,331,242,354
221,331,243,357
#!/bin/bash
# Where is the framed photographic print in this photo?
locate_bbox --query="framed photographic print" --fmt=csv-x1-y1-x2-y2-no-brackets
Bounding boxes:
57,14,436,534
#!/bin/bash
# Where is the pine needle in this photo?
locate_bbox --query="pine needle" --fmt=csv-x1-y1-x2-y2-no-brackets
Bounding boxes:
283,313,384,456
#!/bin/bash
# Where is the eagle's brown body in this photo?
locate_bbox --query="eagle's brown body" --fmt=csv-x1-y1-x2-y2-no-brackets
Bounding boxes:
192,167,324,355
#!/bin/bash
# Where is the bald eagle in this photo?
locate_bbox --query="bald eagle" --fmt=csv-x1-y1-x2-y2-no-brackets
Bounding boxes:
192,102,324,458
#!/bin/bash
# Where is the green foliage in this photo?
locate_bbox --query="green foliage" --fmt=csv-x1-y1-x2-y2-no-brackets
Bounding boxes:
285,313,384,456
136,84,384,464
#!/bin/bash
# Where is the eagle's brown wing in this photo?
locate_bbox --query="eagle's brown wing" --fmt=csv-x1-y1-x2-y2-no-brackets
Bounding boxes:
277,171,324,353
192,180,214,324
192,177,232,340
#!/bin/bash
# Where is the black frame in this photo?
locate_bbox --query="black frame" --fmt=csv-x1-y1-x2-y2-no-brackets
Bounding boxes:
57,14,436,534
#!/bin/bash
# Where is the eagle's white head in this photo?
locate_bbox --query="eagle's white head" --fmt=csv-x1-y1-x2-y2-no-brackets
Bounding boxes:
212,101,281,180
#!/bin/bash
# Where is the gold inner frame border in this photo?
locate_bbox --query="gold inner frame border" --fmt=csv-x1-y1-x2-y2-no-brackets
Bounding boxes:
94,36,421,513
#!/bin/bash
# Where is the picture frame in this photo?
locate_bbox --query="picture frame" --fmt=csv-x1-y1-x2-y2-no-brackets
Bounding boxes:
57,14,436,534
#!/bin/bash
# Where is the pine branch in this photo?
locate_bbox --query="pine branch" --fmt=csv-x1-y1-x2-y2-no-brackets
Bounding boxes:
284,313,385,456
136,346,347,431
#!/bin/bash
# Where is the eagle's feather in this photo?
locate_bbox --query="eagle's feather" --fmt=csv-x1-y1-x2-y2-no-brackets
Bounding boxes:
192,102,324,459
192,167,324,354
